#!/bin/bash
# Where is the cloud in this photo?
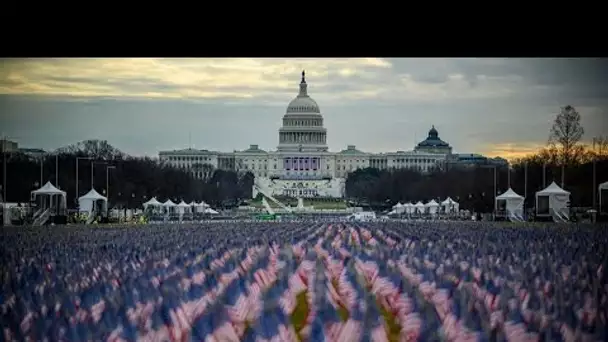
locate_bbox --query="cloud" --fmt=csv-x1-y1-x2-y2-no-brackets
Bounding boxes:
1,58,606,158
0,58,396,103
4,58,603,105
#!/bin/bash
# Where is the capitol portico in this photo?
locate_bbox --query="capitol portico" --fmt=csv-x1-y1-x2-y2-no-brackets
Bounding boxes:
159,71,505,198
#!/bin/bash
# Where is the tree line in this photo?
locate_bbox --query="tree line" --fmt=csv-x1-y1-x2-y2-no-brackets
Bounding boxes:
2,105,606,212
345,158,608,211
346,105,608,211
1,140,254,208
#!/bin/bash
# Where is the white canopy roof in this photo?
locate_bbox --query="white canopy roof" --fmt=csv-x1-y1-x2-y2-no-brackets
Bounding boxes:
404,202,414,207
442,197,456,205
425,199,440,207
78,189,107,213
177,200,190,208
162,199,177,207
414,201,425,208
393,202,403,208
143,197,162,207
600,181,608,190
496,188,524,200
537,181,570,195
204,207,219,214
79,188,106,201
197,201,210,208
188,201,196,206
32,182,66,196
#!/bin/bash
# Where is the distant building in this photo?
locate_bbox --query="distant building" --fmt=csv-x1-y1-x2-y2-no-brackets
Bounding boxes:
19,148,46,159
159,71,498,198
448,153,509,168
0,139,45,159
0,139,18,153
414,125,453,155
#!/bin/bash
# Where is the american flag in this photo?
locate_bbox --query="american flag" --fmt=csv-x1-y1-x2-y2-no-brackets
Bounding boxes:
224,278,250,324
363,294,390,342
456,328,481,342
253,299,297,342
400,312,422,341
309,316,331,342
431,288,450,319
207,304,240,341
337,267,359,311
372,266,401,298
504,320,534,342
336,318,362,342
278,286,296,315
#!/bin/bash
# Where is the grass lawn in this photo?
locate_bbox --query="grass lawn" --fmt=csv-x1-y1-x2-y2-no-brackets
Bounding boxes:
291,292,309,341
289,281,401,341
379,301,402,342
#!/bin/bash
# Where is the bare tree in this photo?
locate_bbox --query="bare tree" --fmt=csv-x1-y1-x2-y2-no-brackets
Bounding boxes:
593,136,608,158
548,105,585,165
55,139,125,160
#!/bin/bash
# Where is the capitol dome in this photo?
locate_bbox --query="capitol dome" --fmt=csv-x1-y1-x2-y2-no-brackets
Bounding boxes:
285,71,321,115
277,71,328,153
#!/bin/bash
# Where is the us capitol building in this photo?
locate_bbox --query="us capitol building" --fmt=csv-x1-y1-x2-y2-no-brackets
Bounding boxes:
159,71,506,198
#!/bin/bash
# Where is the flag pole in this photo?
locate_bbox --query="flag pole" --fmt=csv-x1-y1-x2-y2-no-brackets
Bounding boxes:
55,154,59,187
524,162,528,215
542,163,546,188
593,159,597,210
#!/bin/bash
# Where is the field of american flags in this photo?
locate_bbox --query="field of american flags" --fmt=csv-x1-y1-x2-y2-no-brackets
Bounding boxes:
1,222,607,341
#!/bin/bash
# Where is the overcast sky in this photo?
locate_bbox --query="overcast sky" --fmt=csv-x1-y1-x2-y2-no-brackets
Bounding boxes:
1,58,606,159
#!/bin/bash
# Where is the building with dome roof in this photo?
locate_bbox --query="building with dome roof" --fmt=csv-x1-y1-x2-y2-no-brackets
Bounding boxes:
278,71,328,153
414,125,452,154
158,71,502,198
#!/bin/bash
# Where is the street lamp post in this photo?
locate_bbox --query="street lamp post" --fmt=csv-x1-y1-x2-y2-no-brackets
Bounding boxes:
40,156,43,186
55,154,59,187
493,165,497,213
106,166,116,211
1,138,6,204
75,157,93,204
592,139,597,213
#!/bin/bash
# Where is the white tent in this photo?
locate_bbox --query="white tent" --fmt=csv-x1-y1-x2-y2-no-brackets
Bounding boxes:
32,181,65,197
176,200,191,214
78,189,108,214
393,202,406,214
441,197,458,213
403,202,415,214
162,199,177,213
204,207,219,215
404,202,415,214
496,188,524,219
31,181,67,213
162,199,176,207
143,197,163,209
600,181,608,213
425,199,440,214
536,181,570,219
414,201,425,214
193,201,208,213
